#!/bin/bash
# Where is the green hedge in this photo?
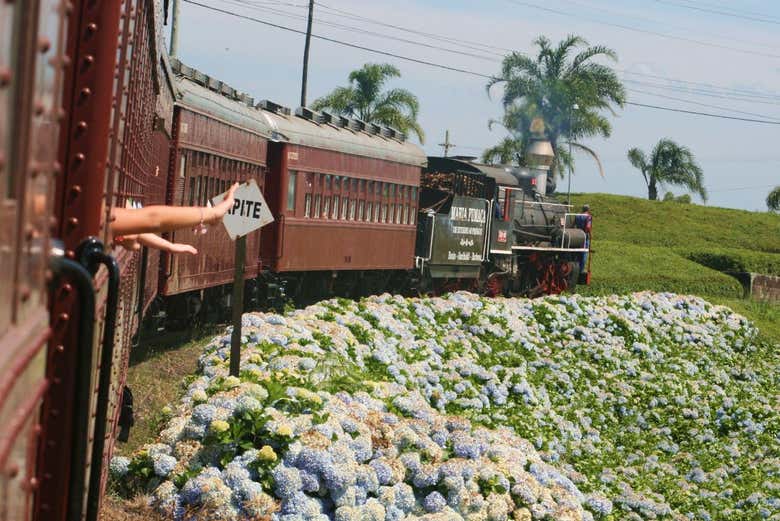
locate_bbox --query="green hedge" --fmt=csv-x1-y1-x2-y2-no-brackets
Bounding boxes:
576,240,744,299
679,247,780,276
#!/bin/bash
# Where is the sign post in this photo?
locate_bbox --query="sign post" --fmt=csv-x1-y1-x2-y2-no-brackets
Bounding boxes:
212,179,274,377
229,236,246,377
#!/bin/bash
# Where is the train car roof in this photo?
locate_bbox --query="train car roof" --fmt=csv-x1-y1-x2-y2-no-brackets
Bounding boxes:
426,156,527,187
173,72,276,138
261,109,426,167
171,60,426,167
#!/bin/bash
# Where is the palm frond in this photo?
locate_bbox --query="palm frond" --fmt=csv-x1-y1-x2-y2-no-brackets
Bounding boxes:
567,141,605,179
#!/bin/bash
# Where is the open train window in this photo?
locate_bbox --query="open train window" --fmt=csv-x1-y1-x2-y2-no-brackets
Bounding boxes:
332,196,340,219
358,200,365,220
366,202,373,222
396,204,402,224
314,194,321,218
349,199,357,220
404,205,409,224
304,194,312,217
334,176,341,190
341,197,348,220
287,171,297,211
324,174,331,190
359,179,366,192
188,176,196,206
323,196,331,219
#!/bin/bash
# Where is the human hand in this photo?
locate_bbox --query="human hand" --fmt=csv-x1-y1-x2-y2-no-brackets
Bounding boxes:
171,243,198,255
209,182,239,223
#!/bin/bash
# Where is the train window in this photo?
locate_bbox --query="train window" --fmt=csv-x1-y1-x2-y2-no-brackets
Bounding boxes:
188,177,196,206
332,196,340,219
287,171,297,211
396,204,402,224
358,200,365,221
196,176,203,206
314,194,321,218
323,196,331,219
179,154,187,178
382,183,388,197
349,199,357,220
381,204,388,223
341,197,348,220
351,179,358,191
403,205,409,224
389,184,396,198
411,187,418,202
304,194,312,217
374,203,380,222
376,182,382,196
366,202,373,222
334,176,341,190
325,174,331,189
359,179,366,192
411,209,416,225
367,180,374,194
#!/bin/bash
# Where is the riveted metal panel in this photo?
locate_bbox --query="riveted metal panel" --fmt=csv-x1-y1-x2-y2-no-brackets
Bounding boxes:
0,1,66,521
39,1,124,520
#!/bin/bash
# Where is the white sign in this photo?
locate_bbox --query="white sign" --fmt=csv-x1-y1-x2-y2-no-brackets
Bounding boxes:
211,179,274,240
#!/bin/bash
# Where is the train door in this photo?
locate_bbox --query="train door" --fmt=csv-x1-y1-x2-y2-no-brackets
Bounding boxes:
0,1,67,521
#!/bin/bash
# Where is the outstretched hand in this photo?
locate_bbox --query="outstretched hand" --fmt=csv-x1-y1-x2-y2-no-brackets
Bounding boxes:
209,182,240,223
170,243,198,255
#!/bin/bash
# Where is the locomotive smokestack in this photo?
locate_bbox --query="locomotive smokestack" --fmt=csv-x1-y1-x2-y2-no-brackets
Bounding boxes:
525,118,555,196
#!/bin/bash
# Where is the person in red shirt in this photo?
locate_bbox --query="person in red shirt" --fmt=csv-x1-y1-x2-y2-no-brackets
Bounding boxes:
575,204,592,272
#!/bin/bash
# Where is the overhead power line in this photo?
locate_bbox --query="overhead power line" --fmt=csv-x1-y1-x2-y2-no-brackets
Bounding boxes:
503,0,780,59
221,0,501,61
628,88,780,121
183,0,492,77
182,0,780,126
625,102,780,125
222,0,780,105
653,0,780,25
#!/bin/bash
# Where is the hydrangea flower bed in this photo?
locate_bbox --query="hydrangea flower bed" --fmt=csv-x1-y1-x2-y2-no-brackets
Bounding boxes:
112,292,779,521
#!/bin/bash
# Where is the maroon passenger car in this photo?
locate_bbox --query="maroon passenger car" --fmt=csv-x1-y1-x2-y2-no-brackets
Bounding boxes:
259,104,426,299
159,62,269,320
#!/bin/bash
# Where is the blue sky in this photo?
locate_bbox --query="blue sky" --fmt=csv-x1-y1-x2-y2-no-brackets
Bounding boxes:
171,0,779,211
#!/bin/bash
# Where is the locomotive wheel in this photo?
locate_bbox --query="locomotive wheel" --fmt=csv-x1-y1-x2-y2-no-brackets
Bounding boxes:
527,255,578,296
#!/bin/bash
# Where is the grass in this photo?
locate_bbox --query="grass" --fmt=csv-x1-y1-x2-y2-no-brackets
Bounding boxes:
114,327,221,457
570,193,780,344
570,193,780,254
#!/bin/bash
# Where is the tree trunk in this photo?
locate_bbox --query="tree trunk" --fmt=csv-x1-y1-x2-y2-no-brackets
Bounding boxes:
648,177,658,200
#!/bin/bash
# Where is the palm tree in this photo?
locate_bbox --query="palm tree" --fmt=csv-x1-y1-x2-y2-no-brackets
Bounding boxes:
311,63,425,143
627,139,707,202
487,35,625,177
767,186,780,212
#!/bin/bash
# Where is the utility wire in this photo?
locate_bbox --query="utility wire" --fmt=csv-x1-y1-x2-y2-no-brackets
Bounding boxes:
241,0,780,102
503,0,780,59
184,0,494,77
183,0,780,126
315,1,514,54
625,102,780,125
221,0,780,105
653,0,780,25
628,88,780,121
559,0,780,50
220,0,501,61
